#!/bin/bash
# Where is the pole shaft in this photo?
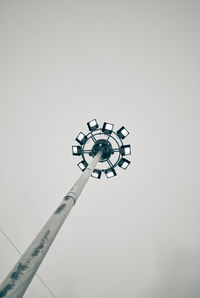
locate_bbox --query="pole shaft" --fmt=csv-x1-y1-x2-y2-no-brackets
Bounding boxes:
0,151,102,298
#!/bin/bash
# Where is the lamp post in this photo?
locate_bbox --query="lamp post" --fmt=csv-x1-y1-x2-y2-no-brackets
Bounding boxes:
0,120,131,298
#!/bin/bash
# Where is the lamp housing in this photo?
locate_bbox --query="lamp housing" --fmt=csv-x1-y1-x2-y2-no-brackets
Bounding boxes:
105,168,117,178
120,145,131,156
87,119,99,132
77,160,88,171
76,132,88,145
117,126,129,139
102,122,114,135
118,158,131,170
91,169,102,179
72,146,82,156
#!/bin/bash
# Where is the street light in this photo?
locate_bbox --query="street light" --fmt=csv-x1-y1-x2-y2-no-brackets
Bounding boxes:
0,119,131,298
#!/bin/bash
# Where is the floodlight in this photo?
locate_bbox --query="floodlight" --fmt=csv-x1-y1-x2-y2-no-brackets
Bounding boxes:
87,119,99,132
75,132,87,145
120,145,131,156
91,169,102,179
105,168,117,178
117,126,129,139
77,160,88,171
118,158,131,170
72,146,82,156
102,122,114,135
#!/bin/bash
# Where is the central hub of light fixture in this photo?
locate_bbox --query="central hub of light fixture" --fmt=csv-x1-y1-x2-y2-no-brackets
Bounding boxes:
91,139,112,162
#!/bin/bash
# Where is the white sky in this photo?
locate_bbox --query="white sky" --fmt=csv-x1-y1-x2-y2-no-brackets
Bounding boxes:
0,0,200,297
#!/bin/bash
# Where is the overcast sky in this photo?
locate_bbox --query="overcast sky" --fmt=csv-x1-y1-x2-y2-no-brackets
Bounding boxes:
0,0,200,297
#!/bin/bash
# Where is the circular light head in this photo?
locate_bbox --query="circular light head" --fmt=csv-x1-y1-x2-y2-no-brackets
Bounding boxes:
72,120,132,178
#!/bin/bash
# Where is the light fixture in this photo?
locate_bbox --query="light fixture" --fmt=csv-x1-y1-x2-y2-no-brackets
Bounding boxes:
102,122,114,135
72,146,82,156
105,168,117,178
87,119,99,132
118,158,131,170
73,119,132,177
120,145,131,156
75,132,88,145
77,160,88,171
117,126,129,139
91,169,102,179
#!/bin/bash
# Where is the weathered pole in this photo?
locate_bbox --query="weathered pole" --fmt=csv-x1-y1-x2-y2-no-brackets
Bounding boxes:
0,150,102,298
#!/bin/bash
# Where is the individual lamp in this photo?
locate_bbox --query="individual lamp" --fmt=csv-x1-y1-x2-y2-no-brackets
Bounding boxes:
105,168,117,178
75,132,88,145
77,160,88,171
120,145,131,156
118,158,131,170
102,122,114,135
91,169,102,179
72,146,82,156
87,119,99,132
117,126,129,139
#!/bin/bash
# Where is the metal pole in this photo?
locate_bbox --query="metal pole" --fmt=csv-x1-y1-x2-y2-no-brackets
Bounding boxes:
0,150,102,298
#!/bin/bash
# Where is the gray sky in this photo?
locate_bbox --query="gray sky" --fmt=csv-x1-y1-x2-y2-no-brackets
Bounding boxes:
0,0,200,297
